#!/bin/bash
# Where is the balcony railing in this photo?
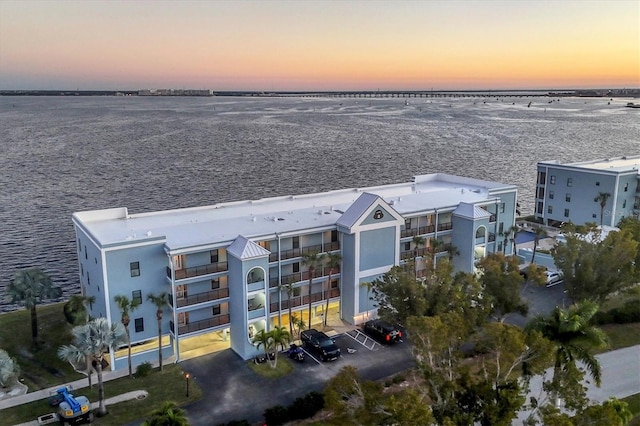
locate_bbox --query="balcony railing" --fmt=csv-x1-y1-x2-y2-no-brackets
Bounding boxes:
170,314,230,335
269,288,340,313
270,241,341,262
437,222,453,231
269,266,341,288
401,225,436,238
167,262,228,280
168,288,229,308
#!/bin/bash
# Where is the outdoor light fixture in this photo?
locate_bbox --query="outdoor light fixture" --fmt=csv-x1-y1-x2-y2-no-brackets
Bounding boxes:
185,372,190,397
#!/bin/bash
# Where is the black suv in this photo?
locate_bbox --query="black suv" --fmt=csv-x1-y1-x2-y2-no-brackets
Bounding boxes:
362,319,402,344
300,329,341,361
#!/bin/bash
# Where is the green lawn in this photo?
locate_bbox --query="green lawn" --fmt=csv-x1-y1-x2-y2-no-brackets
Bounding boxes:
598,323,640,353
623,394,640,426
1,364,201,425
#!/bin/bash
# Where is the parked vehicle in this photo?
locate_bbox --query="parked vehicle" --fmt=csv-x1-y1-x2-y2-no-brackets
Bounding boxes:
300,329,341,361
362,319,403,344
286,343,305,362
545,270,564,287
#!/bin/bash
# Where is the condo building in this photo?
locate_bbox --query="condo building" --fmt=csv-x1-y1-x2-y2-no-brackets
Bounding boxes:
535,156,640,227
72,173,518,371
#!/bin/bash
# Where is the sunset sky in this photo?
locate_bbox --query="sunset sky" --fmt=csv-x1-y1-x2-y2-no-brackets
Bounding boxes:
1,0,638,91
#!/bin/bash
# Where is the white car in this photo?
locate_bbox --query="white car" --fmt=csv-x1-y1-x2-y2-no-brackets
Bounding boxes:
545,271,564,287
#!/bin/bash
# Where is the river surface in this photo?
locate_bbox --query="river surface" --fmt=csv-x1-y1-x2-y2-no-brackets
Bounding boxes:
1,95,638,311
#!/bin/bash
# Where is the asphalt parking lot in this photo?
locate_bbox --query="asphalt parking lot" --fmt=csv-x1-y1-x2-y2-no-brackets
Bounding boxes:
181,330,414,426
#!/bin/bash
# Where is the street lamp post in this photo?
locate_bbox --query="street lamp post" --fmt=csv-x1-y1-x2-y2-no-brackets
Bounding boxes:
185,372,190,397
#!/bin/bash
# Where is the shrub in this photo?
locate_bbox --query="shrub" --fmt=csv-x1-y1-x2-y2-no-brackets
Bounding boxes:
0,349,20,388
134,361,153,378
263,405,289,426
594,300,640,325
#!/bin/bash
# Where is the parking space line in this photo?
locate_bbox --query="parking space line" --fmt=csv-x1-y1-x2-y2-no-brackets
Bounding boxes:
300,346,322,365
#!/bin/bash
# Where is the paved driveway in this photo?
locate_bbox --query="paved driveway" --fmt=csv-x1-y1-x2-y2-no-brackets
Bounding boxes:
181,333,414,425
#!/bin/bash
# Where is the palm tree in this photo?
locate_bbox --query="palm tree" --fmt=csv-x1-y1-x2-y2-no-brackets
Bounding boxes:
147,292,169,371
530,226,548,264
6,268,61,345
323,252,342,327
252,329,275,367
594,192,611,226
58,318,127,417
114,294,141,378
412,236,426,277
526,301,608,405
269,326,291,368
64,294,96,325
301,251,321,330
141,401,190,426
427,238,442,269
507,225,520,256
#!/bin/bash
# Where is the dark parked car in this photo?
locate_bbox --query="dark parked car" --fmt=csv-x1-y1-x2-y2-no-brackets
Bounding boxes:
300,329,341,361
362,319,403,344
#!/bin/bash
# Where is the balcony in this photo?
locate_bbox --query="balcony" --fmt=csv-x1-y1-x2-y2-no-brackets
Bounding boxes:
168,288,229,308
170,314,230,335
269,288,340,313
437,222,453,231
248,306,266,320
270,241,341,262
269,266,341,288
167,262,228,280
401,225,436,238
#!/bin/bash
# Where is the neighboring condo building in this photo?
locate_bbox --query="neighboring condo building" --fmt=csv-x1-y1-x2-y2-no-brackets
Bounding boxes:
535,155,640,227
72,173,518,371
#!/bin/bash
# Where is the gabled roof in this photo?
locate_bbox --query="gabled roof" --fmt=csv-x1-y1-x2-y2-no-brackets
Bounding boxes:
453,202,492,220
227,235,271,260
336,192,380,229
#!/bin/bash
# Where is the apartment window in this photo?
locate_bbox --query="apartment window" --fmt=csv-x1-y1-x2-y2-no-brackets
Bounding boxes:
130,261,140,277
211,278,220,289
85,245,88,259
549,190,554,200
210,250,219,264
499,222,504,234
498,242,503,252
536,201,543,215
87,274,90,285
292,236,300,249
564,209,570,218
81,264,84,277
596,181,600,186
538,171,546,185
499,203,505,213
548,205,553,214
624,183,629,192
537,187,545,199
593,214,597,218
566,193,571,202
623,199,627,208
292,262,300,273
132,290,142,304
404,242,411,251
292,287,301,297
550,175,556,185
330,279,339,289
134,318,144,333
212,305,221,316
95,257,97,264
78,240,81,251
331,230,338,242
567,178,573,187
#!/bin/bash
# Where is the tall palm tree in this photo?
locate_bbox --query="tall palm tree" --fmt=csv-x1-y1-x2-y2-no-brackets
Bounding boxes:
526,301,608,404
594,192,611,226
58,318,127,417
506,225,520,256
114,294,141,378
147,292,169,371
412,236,426,277
141,401,190,426
530,227,548,264
323,252,342,327
6,268,61,345
301,251,321,330
427,238,442,269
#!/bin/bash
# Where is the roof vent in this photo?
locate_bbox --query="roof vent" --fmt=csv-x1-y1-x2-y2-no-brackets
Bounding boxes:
252,217,257,222
146,231,152,236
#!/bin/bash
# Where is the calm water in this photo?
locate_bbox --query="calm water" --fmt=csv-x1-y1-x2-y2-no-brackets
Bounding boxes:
1,95,638,311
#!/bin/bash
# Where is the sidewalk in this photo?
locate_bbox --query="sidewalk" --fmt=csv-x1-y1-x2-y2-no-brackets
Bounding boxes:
0,367,132,411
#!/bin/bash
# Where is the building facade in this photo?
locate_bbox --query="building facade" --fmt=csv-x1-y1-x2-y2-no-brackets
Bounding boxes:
535,156,640,227
72,173,518,371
